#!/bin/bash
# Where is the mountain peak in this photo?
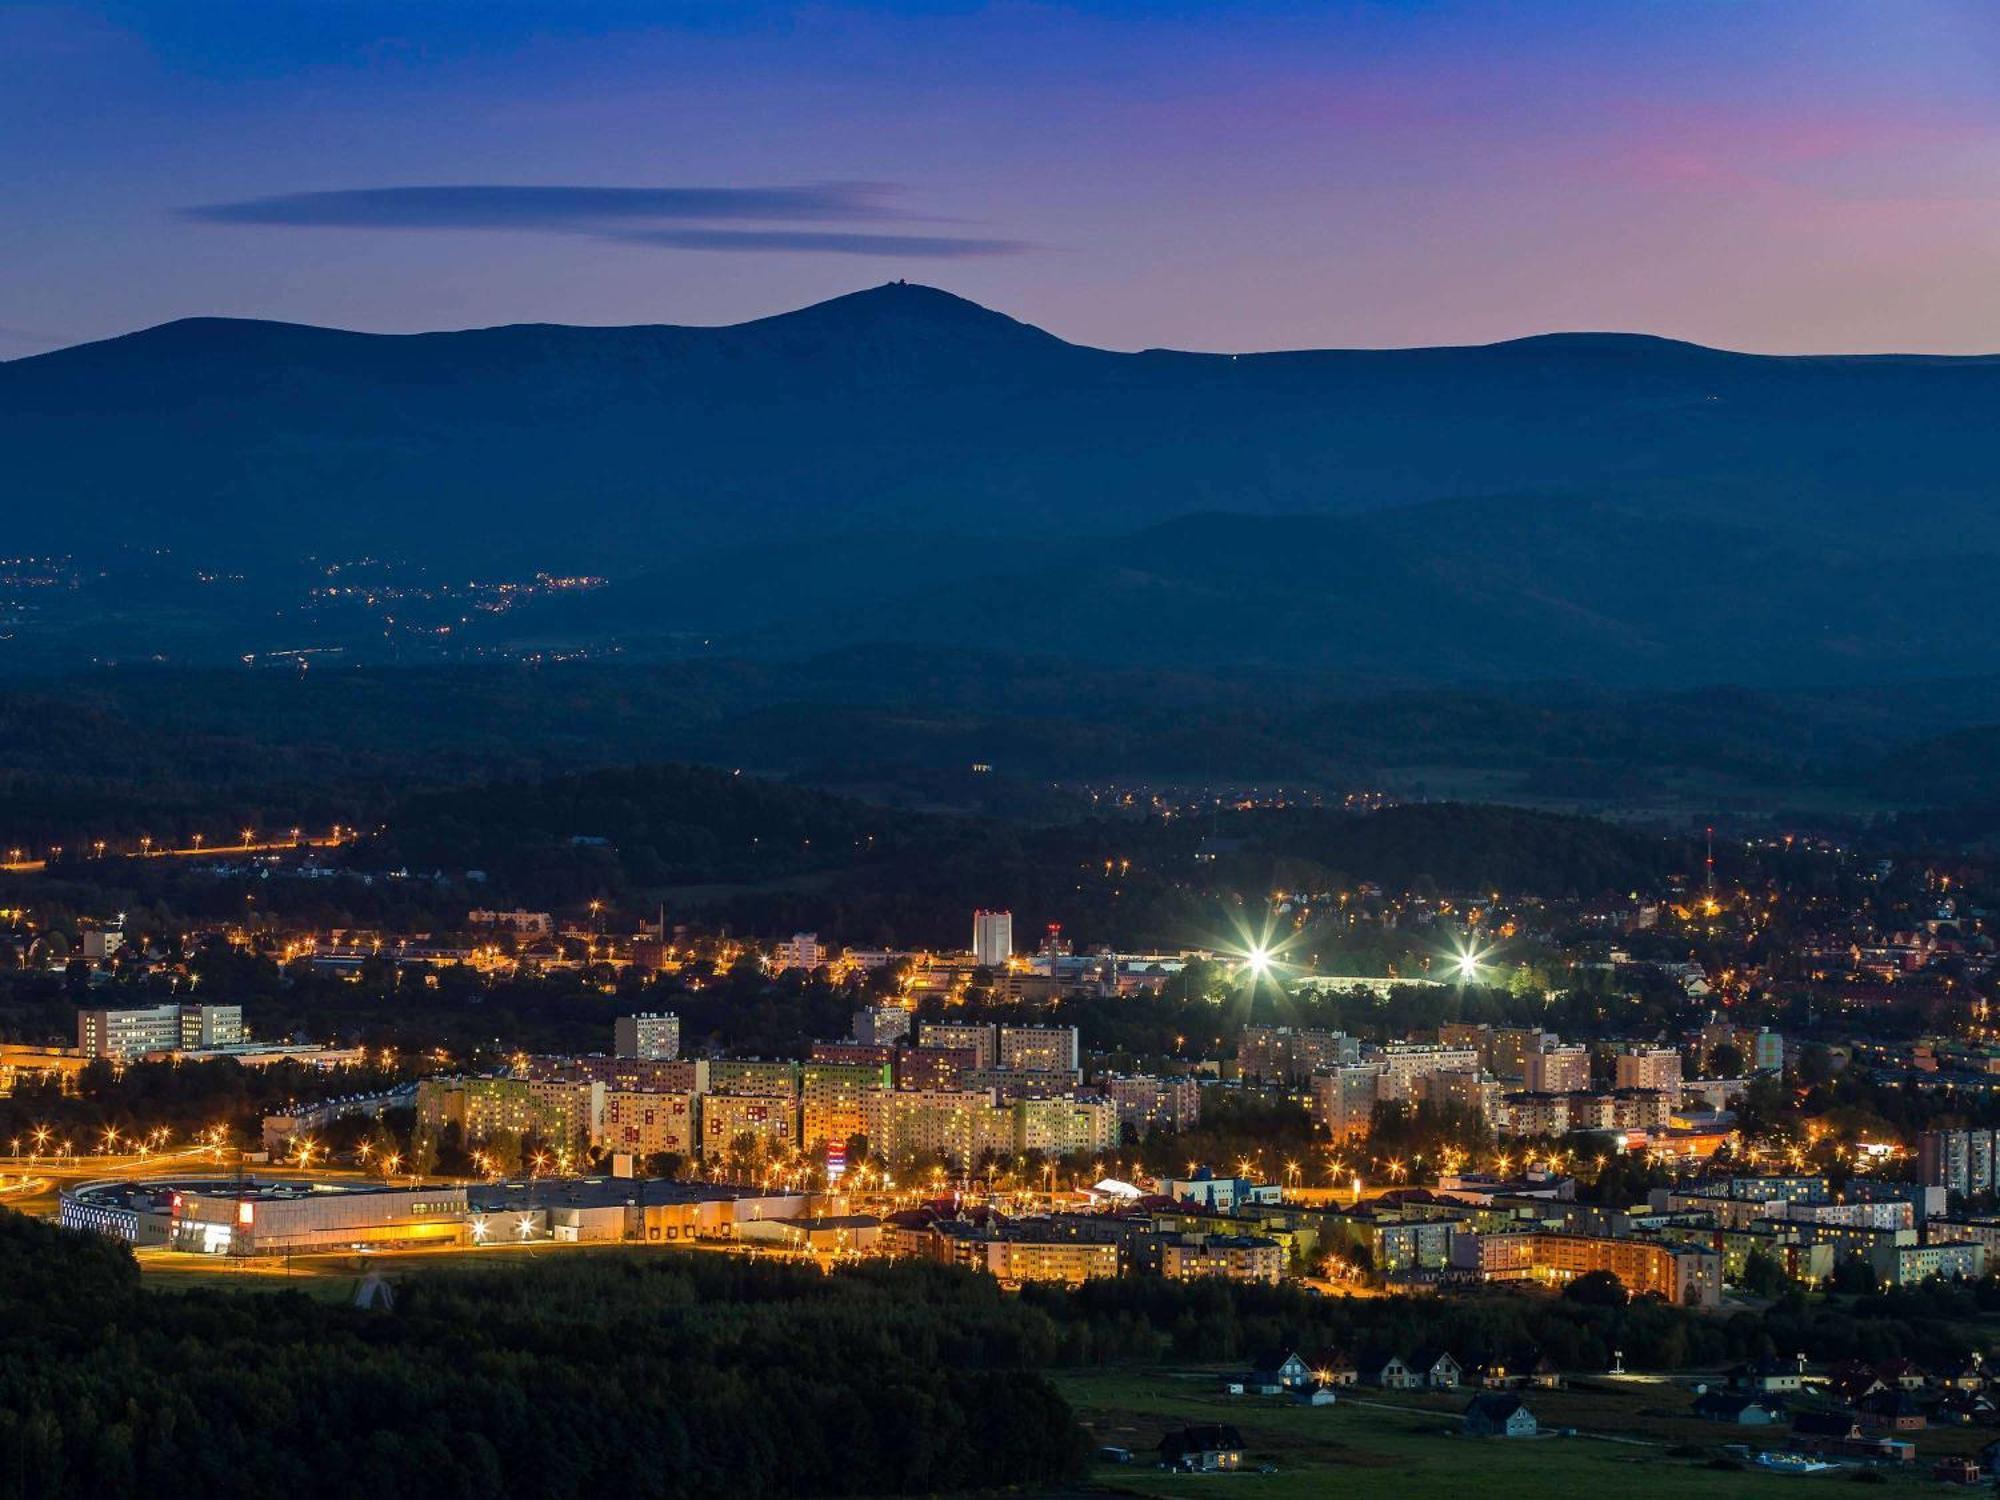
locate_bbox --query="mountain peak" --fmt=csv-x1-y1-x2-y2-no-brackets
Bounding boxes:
749,282,1067,349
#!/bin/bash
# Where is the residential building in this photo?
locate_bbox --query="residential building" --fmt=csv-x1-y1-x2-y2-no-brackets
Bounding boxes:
997,1024,1079,1073
851,1005,913,1047
772,932,827,969
1238,1025,1354,1083
919,1022,997,1070
1101,1075,1201,1136
1615,1045,1683,1097
1524,1044,1590,1095
602,1090,699,1158
701,1093,797,1155
1313,1064,1384,1141
1469,1230,1722,1306
1161,1234,1284,1285
613,1012,680,1061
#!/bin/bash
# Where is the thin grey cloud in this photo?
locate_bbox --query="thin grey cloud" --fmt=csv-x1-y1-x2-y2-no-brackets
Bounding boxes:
616,228,1033,257
181,182,906,230
177,181,1035,258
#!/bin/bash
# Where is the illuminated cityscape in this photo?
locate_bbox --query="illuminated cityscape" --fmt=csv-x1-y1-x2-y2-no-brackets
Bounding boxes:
5,1,2000,1495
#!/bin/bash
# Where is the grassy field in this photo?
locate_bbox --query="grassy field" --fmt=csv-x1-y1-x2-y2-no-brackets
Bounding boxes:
1055,1368,1976,1500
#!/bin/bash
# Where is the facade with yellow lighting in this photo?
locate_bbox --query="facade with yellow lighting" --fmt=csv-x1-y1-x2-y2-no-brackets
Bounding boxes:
1472,1230,1721,1306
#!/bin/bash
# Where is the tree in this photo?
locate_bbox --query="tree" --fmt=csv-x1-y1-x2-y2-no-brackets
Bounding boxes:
1740,1247,1787,1298
1564,1269,1628,1307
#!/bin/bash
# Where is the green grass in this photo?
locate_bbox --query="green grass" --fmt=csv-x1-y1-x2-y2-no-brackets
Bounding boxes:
1055,1369,1961,1500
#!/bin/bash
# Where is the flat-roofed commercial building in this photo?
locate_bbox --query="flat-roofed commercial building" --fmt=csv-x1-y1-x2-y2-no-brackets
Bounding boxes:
167,1180,469,1255
76,1003,244,1061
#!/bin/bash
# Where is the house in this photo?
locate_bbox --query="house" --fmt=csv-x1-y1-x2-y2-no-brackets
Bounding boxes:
1158,1425,1246,1471
1523,1352,1564,1389
1247,1350,1313,1393
1876,1357,1928,1392
1859,1389,1927,1432
1295,1384,1339,1407
1306,1349,1358,1387
1364,1352,1422,1390
1727,1356,1804,1394
1933,1458,1981,1485
1824,1364,1888,1407
1693,1392,1788,1425
1412,1349,1464,1390
1937,1354,1986,1392
1790,1411,1863,1455
1463,1393,1539,1438
1934,1391,1995,1426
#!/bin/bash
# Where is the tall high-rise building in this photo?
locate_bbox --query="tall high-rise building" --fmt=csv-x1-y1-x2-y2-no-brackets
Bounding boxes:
1313,1064,1384,1141
973,909,1014,967
613,1013,681,1062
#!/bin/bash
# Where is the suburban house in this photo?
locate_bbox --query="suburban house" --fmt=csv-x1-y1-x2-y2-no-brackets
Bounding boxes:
1727,1356,1805,1394
1158,1425,1246,1471
1937,1355,1986,1393
1412,1350,1464,1389
1791,1412,1864,1453
1693,1392,1788,1425
1363,1352,1423,1390
1245,1351,1312,1394
1823,1363,1888,1406
1859,1390,1927,1432
1935,1391,1996,1425
1463,1394,1539,1438
1876,1358,1928,1392
1476,1351,1562,1390
1307,1348,1359,1387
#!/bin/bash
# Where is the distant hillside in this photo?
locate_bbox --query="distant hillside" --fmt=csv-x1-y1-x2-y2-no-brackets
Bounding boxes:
7,281,2000,685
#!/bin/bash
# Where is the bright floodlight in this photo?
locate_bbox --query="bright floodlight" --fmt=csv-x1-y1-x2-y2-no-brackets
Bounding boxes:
1246,946,1273,975
1456,952,1478,979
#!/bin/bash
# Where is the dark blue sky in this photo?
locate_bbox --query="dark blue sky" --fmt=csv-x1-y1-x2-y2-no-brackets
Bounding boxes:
4,1,1996,356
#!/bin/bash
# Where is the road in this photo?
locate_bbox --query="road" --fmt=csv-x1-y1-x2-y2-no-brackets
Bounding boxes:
1,835,348,875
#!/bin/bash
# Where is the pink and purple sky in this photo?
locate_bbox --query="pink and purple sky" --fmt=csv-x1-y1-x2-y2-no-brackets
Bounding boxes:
3,1,1997,356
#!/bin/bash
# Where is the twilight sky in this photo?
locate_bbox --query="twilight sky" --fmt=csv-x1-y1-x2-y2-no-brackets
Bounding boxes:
4,1,1998,357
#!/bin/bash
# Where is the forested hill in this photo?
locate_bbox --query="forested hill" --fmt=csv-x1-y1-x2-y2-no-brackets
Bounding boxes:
8,282,2000,683
354,766,1685,945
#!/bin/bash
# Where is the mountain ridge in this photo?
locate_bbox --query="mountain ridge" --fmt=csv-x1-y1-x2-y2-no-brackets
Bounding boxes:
5,282,1999,686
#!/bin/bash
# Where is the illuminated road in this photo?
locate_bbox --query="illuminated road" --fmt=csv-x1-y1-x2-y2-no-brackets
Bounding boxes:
1,835,348,875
